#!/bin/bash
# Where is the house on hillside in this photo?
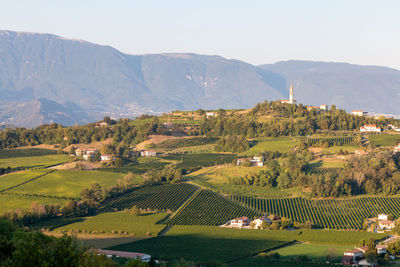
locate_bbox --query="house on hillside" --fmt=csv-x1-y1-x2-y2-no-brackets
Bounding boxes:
140,150,159,157
92,249,151,262
237,156,264,167
230,217,250,228
379,220,395,230
376,244,388,254
378,214,389,221
206,112,216,117
352,110,368,116
307,106,320,111
101,154,115,162
342,249,364,265
355,150,369,156
360,124,381,133
393,143,400,154
388,124,400,132
75,148,85,156
86,148,99,155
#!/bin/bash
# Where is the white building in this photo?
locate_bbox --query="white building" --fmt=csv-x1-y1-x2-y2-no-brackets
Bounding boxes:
230,217,250,228
352,110,368,116
206,112,216,117
388,124,400,132
101,154,115,162
140,150,158,157
378,214,388,221
83,154,94,161
360,124,381,133
252,217,271,229
237,156,264,167
93,249,151,262
376,244,388,254
320,104,329,111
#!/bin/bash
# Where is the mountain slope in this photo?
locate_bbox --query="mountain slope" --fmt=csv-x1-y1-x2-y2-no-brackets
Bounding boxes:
259,60,400,114
0,30,400,128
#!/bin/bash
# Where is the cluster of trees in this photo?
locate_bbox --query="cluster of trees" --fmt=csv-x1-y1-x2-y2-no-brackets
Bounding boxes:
230,152,311,189
215,136,249,153
146,166,182,184
199,101,391,138
305,151,400,197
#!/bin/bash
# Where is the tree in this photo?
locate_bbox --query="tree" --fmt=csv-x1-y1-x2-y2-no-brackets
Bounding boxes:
365,250,378,264
130,205,141,216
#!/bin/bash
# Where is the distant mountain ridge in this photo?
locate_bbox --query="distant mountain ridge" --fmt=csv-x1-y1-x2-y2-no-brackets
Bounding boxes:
0,30,399,127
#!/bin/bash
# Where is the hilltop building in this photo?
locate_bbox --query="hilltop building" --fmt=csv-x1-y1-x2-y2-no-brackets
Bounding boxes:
352,110,368,116
320,104,329,111
281,84,296,104
360,124,381,133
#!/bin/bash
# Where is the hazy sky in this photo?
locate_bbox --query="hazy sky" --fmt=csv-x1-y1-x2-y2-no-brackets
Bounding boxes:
2,0,400,69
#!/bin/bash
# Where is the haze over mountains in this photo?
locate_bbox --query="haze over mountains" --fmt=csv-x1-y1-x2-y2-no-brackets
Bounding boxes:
1,30,399,127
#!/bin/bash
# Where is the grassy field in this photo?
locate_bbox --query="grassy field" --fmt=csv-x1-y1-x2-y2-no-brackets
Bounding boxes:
8,170,128,198
110,226,383,262
55,211,167,236
244,137,298,155
0,148,57,159
0,170,49,191
369,134,400,146
308,159,345,169
163,153,236,170
322,144,360,154
0,154,70,169
0,193,67,213
273,243,348,262
186,166,289,198
97,161,168,174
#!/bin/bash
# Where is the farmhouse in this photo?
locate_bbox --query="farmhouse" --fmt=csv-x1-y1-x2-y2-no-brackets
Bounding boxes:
230,217,250,228
352,110,368,116
237,156,264,167
82,154,94,161
376,244,388,254
393,143,400,153
379,220,395,230
101,154,115,162
307,106,320,111
86,148,99,155
206,112,216,117
140,150,159,157
360,124,381,133
388,124,400,132
378,214,389,221
75,148,85,156
342,249,364,265
92,249,151,262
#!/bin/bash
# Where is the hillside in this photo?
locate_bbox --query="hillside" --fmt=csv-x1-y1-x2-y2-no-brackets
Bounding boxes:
1,30,400,127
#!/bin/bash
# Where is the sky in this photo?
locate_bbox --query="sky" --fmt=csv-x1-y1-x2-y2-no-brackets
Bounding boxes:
1,0,400,69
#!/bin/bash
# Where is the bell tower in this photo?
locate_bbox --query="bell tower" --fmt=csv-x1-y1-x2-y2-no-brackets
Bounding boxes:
289,84,294,104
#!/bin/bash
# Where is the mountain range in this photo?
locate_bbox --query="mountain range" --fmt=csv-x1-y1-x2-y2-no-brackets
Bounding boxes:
1,30,399,127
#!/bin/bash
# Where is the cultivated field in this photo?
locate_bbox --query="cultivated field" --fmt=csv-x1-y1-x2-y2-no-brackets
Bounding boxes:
101,183,198,212
369,134,400,146
0,193,67,213
54,211,167,236
244,137,298,154
0,154,70,169
163,153,236,170
0,170,50,191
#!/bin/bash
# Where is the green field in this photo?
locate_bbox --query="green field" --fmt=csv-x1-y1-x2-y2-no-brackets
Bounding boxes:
110,225,383,262
186,166,289,198
369,134,400,146
97,161,168,174
0,170,49,191
154,137,218,150
273,243,349,262
163,153,236,170
234,195,400,229
101,183,198,212
0,193,67,213
322,144,360,154
244,137,298,154
54,211,167,236
166,189,260,225
0,148,57,159
0,154,70,169
8,170,128,198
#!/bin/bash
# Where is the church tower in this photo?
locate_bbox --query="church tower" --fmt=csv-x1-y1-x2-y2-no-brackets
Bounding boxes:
289,83,294,104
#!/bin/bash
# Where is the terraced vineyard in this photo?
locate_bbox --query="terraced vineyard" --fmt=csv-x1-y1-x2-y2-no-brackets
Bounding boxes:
298,136,354,145
166,189,260,225
101,183,198,212
232,196,400,229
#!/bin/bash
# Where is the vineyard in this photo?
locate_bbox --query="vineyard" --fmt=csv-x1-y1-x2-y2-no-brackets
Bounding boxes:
0,148,57,159
101,183,198,212
154,137,218,150
232,196,400,229
298,136,354,145
97,161,168,174
166,189,260,225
